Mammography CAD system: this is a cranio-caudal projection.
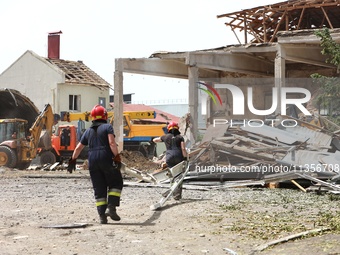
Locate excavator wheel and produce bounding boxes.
[40,151,56,165]
[0,145,17,168]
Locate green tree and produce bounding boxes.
[312,28,340,125]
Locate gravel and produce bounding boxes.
[0,167,340,255]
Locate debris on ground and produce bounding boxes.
[2,112,340,254]
[9,110,340,197]
[120,150,161,173]
[181,113,340,194]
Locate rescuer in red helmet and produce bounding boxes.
[68,104,123,224]
[153,121,187,200]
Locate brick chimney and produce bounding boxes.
[48,31,62,59]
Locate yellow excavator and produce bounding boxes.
[0,104,56,169]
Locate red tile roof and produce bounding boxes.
[110,103,179,124]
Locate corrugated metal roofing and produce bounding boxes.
[281,150,336,168]
[241,124,333,149]
[241,125,302,145]
[287,125,333,150]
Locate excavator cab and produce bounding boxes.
[0,119,29,168]
[0,119,27,143]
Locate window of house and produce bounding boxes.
[69,95,81,111]
[98,97,106,107]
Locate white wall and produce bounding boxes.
[0,51,63,112]
[56,83,110,130]
[57,83,109,114]
[0,51,110,128]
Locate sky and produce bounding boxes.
[0,0,280,103]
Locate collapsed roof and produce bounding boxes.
[46,58,111,89]
[217,0,340,43]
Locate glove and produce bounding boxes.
[67,157,76,173]
[112,154,122,171]
[113,154,121,163]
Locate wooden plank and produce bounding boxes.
[291,179,307,192]
[251,228,330,254]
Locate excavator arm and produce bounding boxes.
[28,104,55,154]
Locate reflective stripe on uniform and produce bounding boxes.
[108,188,121,197]
[96,197,107,207]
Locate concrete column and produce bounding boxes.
[114,59,124,153]
[275,44,286,115]
[188,65,199,143]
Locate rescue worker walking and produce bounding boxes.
[153,121,187,200]
[68,105,123,224]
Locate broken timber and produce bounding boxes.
[251,227,330,254]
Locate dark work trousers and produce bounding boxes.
[89,161,123,216]
[166,148,183,168]
[166,151,185,199]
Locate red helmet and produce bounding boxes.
[167,121,179,132]
[91,105,108,120]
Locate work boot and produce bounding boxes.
[99,214,108,224]
[173,193,182,200]
[105,205,121,221]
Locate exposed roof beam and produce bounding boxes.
[321,6,333,29]
[270,10,287,43]
[297,7,306,29]
[217,1,340,43]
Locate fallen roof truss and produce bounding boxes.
[217,0,340,43]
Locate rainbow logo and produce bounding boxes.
[197,82,222,106]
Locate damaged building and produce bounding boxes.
[113,0,340,189]
[113,0,340,140]
[0,31,111,120]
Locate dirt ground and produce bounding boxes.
[1,165,340,255]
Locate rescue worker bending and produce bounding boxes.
[153,121,187,200]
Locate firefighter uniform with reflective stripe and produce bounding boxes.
[80,120,123,217]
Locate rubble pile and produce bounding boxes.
[186,115,340,192]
